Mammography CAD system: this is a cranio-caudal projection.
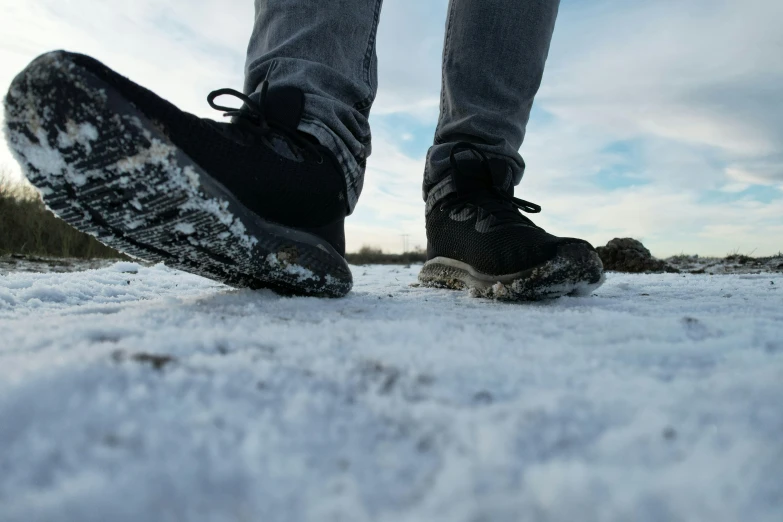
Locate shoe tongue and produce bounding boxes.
[452,157,510,195]
[247,86,305,131]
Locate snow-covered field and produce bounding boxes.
[1,262,782,522]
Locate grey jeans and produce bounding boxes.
[245,0,560,213]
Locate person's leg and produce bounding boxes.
[245,0,385,211]
[424,0,559,205]
[419,0,605,300]
[3,1,386,298]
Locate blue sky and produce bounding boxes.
[1,0,781,255]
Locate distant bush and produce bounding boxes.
[346,245,427,265]
[0,173,124,258]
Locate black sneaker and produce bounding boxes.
[4,51,352,297]
[420,143,604,300]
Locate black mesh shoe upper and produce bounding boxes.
[425,143,595,276]
[65,53,349,253]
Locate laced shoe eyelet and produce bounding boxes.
[207,85,323,164]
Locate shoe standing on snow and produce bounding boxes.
[416,0,601,300]
[4,51,352,297]
[419,143,604,300]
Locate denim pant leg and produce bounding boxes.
[244,0,384,212]
[423,0,560,209]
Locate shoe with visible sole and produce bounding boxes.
[4,51,352,297]
[420,143,604,300]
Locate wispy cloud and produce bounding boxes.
[540,0,783,179]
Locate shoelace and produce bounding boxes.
[207,82,323,163]
[443,142,542,227]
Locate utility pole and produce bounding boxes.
[400,234,410,253]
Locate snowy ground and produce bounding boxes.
[1,262,782,522]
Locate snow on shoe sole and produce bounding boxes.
[418,242,605,301]
[3,51,352,297]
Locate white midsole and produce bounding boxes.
[423,257,536,288]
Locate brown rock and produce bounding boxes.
[596,238,679,273]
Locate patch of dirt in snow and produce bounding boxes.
[595,238,783,275]
[112,350,176,370]
[597,238,676,273]
[0,254,123,275]
[665,253,783,274]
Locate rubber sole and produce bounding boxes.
[418,243,605,301]
[4,51,352,297]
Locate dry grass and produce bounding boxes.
[345,246,427,265]
[0,172,124,258]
